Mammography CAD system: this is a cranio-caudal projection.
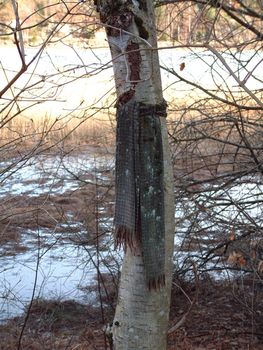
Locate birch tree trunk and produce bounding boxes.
[95,1,174,349]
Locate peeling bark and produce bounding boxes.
[126,41,141,82]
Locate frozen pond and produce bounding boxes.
[1,145,263,323]
[0,151,114,197]
[0,225,120,322]
[0,150,116,323]
[1,153,263,322]
[1,229,97,321]
[0,45,262,118]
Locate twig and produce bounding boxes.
[168,262,199,334]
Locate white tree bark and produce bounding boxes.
[112,119,174,350]
[95,1,174,348]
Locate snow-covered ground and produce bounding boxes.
[0,151,114,197]
[174,177,263,280]
[0,149,263,322]
[0,151,116,322]
[0,43,263,321]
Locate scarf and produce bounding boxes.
[115,98,167,289]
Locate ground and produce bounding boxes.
[169,275,263,349]
[0,274,262,350]
[1,145,263,349]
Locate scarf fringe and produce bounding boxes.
[115,225,137,252]
[147,274,166,291]
[115,226,166,291]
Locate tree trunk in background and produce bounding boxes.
[95,1,174,349]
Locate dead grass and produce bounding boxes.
[0,299,108,350]
[0,115,115,162]
[0,162,115,260]
[0,275,262,350]
[0,229,20,244]
[1,109,263,348]
[0,272,118,350]
[168,276,263,349]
